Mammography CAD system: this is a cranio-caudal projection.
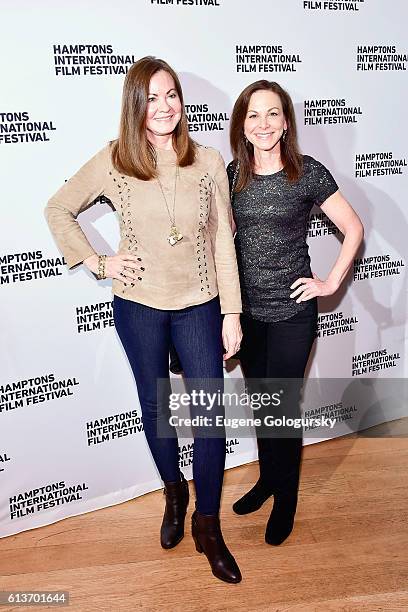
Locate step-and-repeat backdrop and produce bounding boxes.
[1,0,407,538]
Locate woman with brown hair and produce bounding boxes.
[228,80,363,545]
[45,56,243,583]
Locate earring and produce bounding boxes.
[282,129,287,142]
[244,135,248,145]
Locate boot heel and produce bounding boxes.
[191,510,242,583]
[193,536,203,553]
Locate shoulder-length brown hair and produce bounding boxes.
[111,56,196,180]
[230,80,303,192]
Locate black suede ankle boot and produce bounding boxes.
[232,479,274,515]
[160,472,189,549]
[265,490,298,545]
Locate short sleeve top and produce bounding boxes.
[227,155,338,322]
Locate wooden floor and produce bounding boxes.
[1,420,407,611]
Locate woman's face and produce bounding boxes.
[145,70,182,139]
[243,90,287,152]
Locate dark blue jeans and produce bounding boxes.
[113,295,226,515]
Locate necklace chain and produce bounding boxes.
[156,165,183,245]
[156,166,179,226]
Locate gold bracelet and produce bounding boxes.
[97,255,107,280]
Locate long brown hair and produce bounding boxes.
[111,56,196,180]
[230,80,303,191]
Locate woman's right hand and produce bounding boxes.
[84,252,144,283]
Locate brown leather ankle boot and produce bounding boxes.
[191,509,242,583]
[160,472,189,549]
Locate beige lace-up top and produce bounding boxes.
[45,142,242,314]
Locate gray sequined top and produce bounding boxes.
[227,155,338,322]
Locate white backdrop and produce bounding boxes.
[1,0,407,538]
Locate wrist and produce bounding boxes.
[84,253,98,267]
[84,254,100,275]
[223,313,240,320]
[326,276,341,293]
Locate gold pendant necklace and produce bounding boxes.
[156,166,183,246]
[168,224,183,246]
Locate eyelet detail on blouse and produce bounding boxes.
[110,169,144,291]
[196,173,213,299]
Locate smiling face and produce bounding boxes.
[244,89,287,153]
[145,69,182,140]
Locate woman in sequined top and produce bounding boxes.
[227,80,364,546]
[45,57,242,584]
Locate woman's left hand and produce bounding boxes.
[290,273,339,303]
[222,314,243,360]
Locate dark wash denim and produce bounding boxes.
[113,294,226,515]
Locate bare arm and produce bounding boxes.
[290,190,364,302]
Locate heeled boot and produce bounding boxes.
[232,437,276,515]
[265,489,298,545]
[191,509,242,583]
[160,472,189,549]
[232,478,274,515]
[265,438,302,546]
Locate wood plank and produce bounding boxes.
[0,428,407,611]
